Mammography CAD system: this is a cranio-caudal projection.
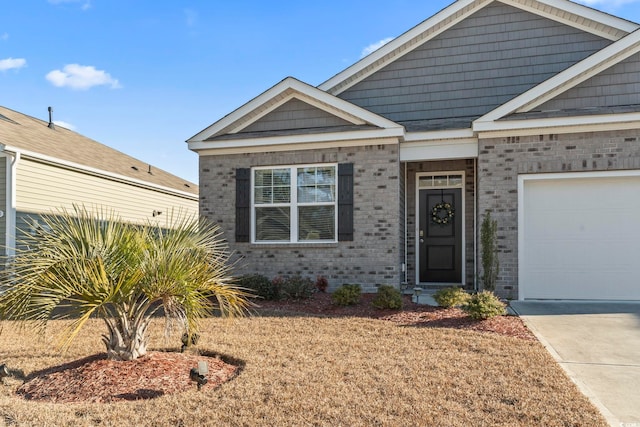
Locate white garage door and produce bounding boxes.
[520,172,640,300]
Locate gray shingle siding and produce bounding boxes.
[338,2,611,130]
[535,52,640,112]
[241,99,353,133]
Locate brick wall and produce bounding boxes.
[199,144,401,291]
[477,129,640,298]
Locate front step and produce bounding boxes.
[401,284,467,305]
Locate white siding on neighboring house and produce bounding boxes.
[0,156,7,256]
[15,158,198,226]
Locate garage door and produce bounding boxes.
[520,173,640,300]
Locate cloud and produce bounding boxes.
[360,37,394,58]
[53,120,76,131]
[0,57,27,71]
[47,0,91,10]
[46,64,121,90]
[184,8,198,27]
[1,33,8,41]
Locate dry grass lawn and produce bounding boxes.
[0,315,607,427]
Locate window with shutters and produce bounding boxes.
[252,164,337,243]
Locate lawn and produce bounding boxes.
[0,303,607,427]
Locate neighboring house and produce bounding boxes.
[0,105,199,256]
[187,0,640,300]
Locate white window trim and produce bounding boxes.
[251,163,338,244]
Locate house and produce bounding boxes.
[187,0,640,301]
[0,105,199,256]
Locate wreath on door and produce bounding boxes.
[431,202,455,225]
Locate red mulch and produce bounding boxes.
[255,292,536,341]
[15,293,535,404]
[17,351,239,403]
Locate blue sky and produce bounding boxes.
[2,0,640,184]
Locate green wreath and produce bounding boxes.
[431,202,455,225]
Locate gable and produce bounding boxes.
[239,98,354,134]
[336,1,612,132]
[188,77,404,154]
[531,52,640,114]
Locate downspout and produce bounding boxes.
[473,157,478,292]
[2,149,19,257]
[403,161,408,285]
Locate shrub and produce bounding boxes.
[280,275,315,300]
[372,285,403,310]
[315,275,329,293]
[481,210,500,292]
[237,274,279,300]
[432,287,470,308]
[332,284,361,306]
[462,291,506,320]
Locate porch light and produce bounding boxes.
[189,361,208,391]
[413,287,423,304]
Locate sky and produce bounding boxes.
[2,0,640,185]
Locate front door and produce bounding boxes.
[419,188,462,283]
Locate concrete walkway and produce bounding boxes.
[510,301,640,427]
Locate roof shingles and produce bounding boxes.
[0,106,197,196]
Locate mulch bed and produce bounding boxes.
[255,292,536,341]
[15,292,535,403]
[17,351,238,403]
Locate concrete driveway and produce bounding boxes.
[510,301,640,427]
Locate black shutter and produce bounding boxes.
[235,168,251,242]
[338,163,354,241]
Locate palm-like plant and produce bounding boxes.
[0,206,252,361]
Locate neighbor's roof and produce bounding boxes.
[0,106,198,196]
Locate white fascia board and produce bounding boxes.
[475,30,640,126]
[400,130,478,162]
[188,127,404,153]
[474,112,640,137]
[188,77,402,142]
[191,137,402,157]
[403,128,475,142]
[318,0,484,94]
[1,145,198,200]
[502,0,638,40]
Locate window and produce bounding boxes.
[253,164,337,243]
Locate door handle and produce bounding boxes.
[420,238,424,243]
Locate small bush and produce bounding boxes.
[462,290,506,320]
[432,287,470,308]
[332,284,361,306]
[237,274,279,300]
[372,285,403,310]
[315,275,329,293]
[280,275,315,300]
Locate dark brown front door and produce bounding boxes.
[419,188,462,283]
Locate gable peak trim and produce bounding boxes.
[187,77,403,144]
[225,90,367,135]
[501,0,637,41]
[319,0,488,95]
[318,0,638,96]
